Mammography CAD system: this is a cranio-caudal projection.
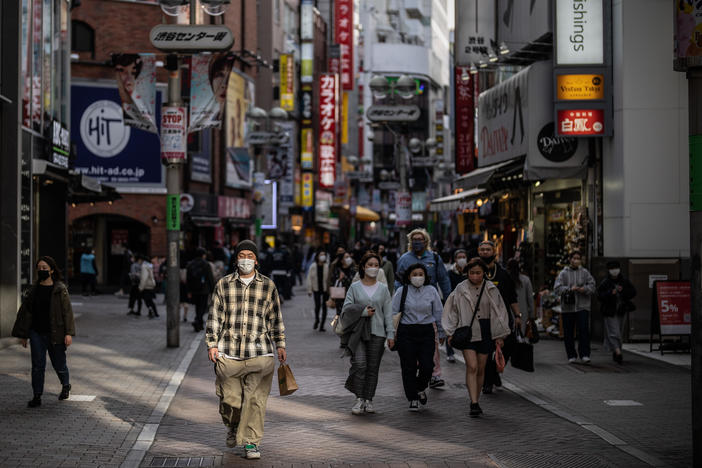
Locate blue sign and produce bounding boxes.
[71,84,164,186]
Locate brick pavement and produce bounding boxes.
[142,286,653,468]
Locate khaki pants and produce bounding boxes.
[214,355,275,446]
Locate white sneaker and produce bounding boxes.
[568,358,577,363]
[351,397,365,415]
[446,355,456,363]
[408,400,419,412]
[582,356,591,364]
[364,399,375,413]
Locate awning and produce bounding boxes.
[454,161,515,191]
[429,188,485,212]
[188,215,221,228]
[342,205,381,222]
[33,160,121,204]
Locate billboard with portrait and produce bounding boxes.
[71,82,164,187]
[225,70,254,188]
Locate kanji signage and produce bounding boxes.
[655,281,691,335]
[455,67,475,175]
[302,172,314,208]
[318,74,337,189]
[334,0,354,90]
[456,0,495,64]
[51,120,70,169]
[366,105,421,122]
[557,109,605,136]
[217,196,252,219]
[166,194,180,231]
[557,74,604,100]
[150,24,234,52]
[280,53,295,111]
[301,128,314,170]
[161,106,188,163]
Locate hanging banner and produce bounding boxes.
[113,53,158,134]
[302,172,314,208]
[189,53,235,133]
[455,66,475,174]
[301,127,314,169]
[277,121,296,207]
[334,0,354,90]
[318,73,337,189]
[226,147,253,188]
[161,106,187,163]
[456,0,496,65]
[280,53,295,111]
[396,192,412,227]
[675,1,702,70]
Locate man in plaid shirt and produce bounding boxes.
[206,240,286,460]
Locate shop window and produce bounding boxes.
[71,20,94,58]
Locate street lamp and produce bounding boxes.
[369,74,415,100]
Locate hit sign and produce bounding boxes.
[318,74,338,189]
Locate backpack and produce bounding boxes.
[186,259,208,294]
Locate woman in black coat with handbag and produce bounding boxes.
[597,260,636,363]
[12,256,76,407]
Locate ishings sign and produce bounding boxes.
[557,109,604,136]
[334,0,354,90]
[161,107,187,163]
[318,74,337,189]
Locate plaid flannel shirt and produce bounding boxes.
[206,271,286,359]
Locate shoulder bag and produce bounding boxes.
[450,280,487,350]
[389,285,409,352]
[329,279,346,299]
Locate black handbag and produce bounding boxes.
[450,281,486,350]
[510,329,535,372]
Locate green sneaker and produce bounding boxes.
[244,444,261,459]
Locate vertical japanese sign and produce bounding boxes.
[341,92,349,145]
[301,128,314,169]
[161,107,187,163]
[334,0,354,90]
[455,66,475,174]
[189,53,235,132]
[114,53,158,134]
[318,74,337,189]
[301,43,314,83]
[167,194,180,231]
[280,53,295,111]
[302,172,314,208]
[301,0,314,40]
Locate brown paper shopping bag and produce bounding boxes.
[278,363,298,396]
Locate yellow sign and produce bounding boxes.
[302,172,314,207]
[301,128,314,170]
[280,53,295,111]
[341,92,349,144]
[557,74,604,100]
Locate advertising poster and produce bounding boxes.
[455,66,475,174]
[318,74,337,188]
[225,70,254,188]
[260,181,277,230]
[676,1,702,66]
[189,53,235,133]
[656,281,692,335]
[72,83,163,186]
[113,53,158,134]
[190,129,212,182]
[161,106,187,163]
[280,53,295,111]
[396,192,412,226]
[226,147,253,189]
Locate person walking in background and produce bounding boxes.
[477,240,521,394]
[179,266,190,322]
[597,261,636,363]
[127,254,143,316]
[187,248,215,332]
[394,229,451,389]
[340,251,393,415]
[393,264,444,412]
[79,249,98,296]
[329,252,356,318]
[376,243,395,295]
[445,249,470,363]
[206,240,287,460]
[12,256,75,408]
[554,251,596,364]
[116,243,132,297]
[442,258,510,417]
[271,241,292,301]
[507,258,535,336]
[307,249,330,332]
[138,255,159,319]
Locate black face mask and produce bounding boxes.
[481,254,496,264]
[37,270,51,281]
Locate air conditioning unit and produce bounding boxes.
[405,0,426,20]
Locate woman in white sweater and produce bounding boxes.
[442,258,510,417]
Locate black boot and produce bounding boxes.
[59,384,71,400]
[28,395,41,408]
[313,320,319,330]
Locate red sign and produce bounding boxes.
[655,281,692,335]
[396,192,412,227]
[217,196,252,219]
[160,106,187,162]
[557,109,605,136]
[455,66,475,175]
[318,74,337,189]
[334,0,354,90]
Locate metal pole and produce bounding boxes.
[166,62,182,348]
[398,133,408,252]
[687,68,702,466]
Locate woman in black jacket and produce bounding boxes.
[597,261,636,363]
[12,256,76,407]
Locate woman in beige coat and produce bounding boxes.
[442,258,510,417]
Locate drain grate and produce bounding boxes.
[490,453,619,468]
[148,456,217,467]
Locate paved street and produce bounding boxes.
[0,286,692,468]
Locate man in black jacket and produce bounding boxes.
[187,247,215,332]
[597,261,636,363]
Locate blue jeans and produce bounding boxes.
[562,310,591,359]
[29,330,70,396]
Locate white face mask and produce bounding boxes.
[344,257,353,267]
[456,258,467,268]
[609,268,620,277]
[410,276,425,288]
[238,259,256,275]
[365,267,379,278]
[318,254,327,262]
